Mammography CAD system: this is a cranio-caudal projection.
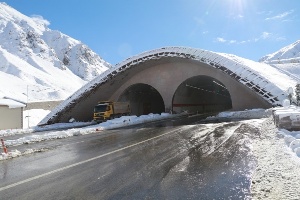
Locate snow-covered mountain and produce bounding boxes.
[0,2,111,102]
[260,40,300,64]
[259,40,300,80]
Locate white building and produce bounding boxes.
[0,98,26,130]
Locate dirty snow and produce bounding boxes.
[250,117,300,199]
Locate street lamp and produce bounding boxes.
[23,85,30,128]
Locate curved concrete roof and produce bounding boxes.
[40,47,298,125]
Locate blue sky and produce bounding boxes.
[4,0,300,65]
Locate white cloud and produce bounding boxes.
[229,13,244,20]
[31,15,50,26]
[275,36,286,41]
[256,32,285,42]
[216,37,238,44]
[265,10,294,21]
[261,32,271,39]
[257,10,273,16]
[216,37,226,43]
[215,32,285,45]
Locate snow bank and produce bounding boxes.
[208,108,271,119]
[274,105,300,158]
[23,109,51,129]
[278,129,300,158]
[273,105,300,130]
[0,113,177,160]
[250,117,300,199]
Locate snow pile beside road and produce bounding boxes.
[209,108,271,119]
[0,109,273,161]
[23,109,51,129]
[255,105,300,159]
[250,118,300,199]
[0,121,94,137]
[0,113,176,160]
[277,129,300,158]
[93,113,172,129]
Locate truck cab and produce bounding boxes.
[93,102,113,122]
[93,101,130,123]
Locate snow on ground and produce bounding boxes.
[213,107,300,199]
[250,117,300,199]
[1,108,300,162]
[0,3,110,103]
[0,111,180,160]
[208,108,271,119]
[3,119,300,195]
[23,109,51,129]
[2,108,300,198]
[0,108,298,160]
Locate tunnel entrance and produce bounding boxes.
[118,83,165,116]
[172,75,232,114]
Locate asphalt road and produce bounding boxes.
[0,116,255,199]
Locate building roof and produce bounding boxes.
[0,99,26,108]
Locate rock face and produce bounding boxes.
[0,2,111,101]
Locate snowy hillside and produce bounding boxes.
[260,40,300,64]
[259,40,300,80]
[0,2,111,102]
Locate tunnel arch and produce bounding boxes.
[172,75,232,114]
[118,83,165,116]
[40,47,293,125]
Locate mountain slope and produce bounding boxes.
[260,40,300,64]
[259,40,300,80]
[0,2,111,102]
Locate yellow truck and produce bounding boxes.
[93,101,131,122]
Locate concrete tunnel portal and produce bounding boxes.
[40,47,283,125]
[172,75,232,114]
[118,83,165,116]
[117,76,233,116]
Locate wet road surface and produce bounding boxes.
[0,115,257,199]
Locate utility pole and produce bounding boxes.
[27,85,29,128]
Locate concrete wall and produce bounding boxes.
[25,101,63,111]
[0,106,23,130]
[110,60,271,112]
[46,58,271,123]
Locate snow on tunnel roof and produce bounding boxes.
[39,46,299,125]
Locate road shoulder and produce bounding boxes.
[250,117,300,199]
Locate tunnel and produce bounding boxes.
[39,47,278,125]
[118,83,165,116]
[172,75,232,114]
